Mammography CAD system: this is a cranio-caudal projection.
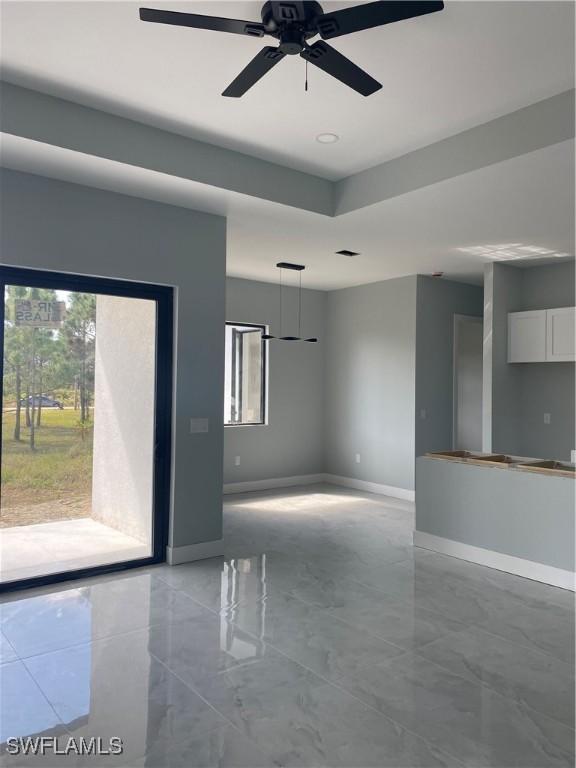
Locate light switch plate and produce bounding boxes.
[190,418,209,434]
[355,453,361,464]
[543,413,551,425]
[571,450,576,464]
[234,456,241,466]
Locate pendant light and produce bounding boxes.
[262,262,318,343]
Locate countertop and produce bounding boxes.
[425,451,575,478]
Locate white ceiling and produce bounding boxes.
[3,135,573,289]
[226,140,575,289]
[1,1,574,179]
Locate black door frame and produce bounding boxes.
[0,266,173,593]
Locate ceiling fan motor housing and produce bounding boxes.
[261,1,324,54]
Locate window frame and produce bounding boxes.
[0,265,173,594]
[224,321,268,428]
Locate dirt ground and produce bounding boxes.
[0,494,92,528]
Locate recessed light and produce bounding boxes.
[316,133,339,144]
[336,249,360,257]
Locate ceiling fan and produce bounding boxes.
[139,1,444,97]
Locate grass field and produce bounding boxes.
[1,408,93,523]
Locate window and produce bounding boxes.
[224,323,266,426]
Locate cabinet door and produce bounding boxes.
[546,307,575,362]
[508,310,546,362]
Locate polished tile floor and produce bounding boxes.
[1,485,574,767]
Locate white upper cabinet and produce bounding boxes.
[508,307,575,363]
[508,310,546,362]
[546,307,576,362]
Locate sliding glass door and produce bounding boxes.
[0,267,172,591]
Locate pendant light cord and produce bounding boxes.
[279,267,283,337]
[298,270,302,338]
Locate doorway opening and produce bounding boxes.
[0,267,173,591]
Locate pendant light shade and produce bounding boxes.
[263,262,319,344]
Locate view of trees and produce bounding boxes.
[2,287,97,450]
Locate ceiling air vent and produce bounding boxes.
[336,249,360,257]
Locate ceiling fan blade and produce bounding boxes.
[316,1,444,40]
[222,47,286,97]
[139,8,266,37]
[301,41,381,96]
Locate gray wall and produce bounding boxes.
[488,263,523,455]
[224,277,325,484]
[518,261,575,311]
[0,169,227,551]
[517,261,575,461]
[415,276,484,457]
[416,456,575,572]
[324,277,417,491]
[226,275,485,492]
[518,364,575,460]
[488,261,575,460]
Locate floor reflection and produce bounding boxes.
[1,487,573,768]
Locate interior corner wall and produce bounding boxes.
[415,276,484,458]
[0,169,227,551]
[324,276,418,492]
[224,277,325,484]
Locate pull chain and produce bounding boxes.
[305,59,308,92]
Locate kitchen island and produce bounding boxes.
[415,452,575,590]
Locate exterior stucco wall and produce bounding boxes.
[91,295,156,544]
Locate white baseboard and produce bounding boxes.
[324,474,415,502]
[223,474,325,495]
[223,473,415,502]
[166,539,223,565]
[414,530,575,592]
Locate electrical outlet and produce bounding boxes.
[543,413,551,425]
[234,456,241,467]
[355,453,361,464]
